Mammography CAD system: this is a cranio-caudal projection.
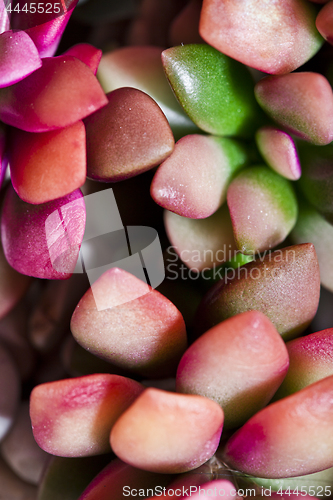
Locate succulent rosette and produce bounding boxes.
[1,0,333,499]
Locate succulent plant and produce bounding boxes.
[1,0,333,498]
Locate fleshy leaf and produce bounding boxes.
[199,0,323,74]
[151,135,248,218]
[85,88,174,182]
[78,458,172,500]
[274,329,333,399]
[30,374,144,457]
[164,204,237,271]
[195,244,320,340]
[63,43,102,74]
[9,121,86,204]
[255,127,301,181]
[162,44,263,137]
[1,185,86,279]
[227,166,298,254]
[291,198,333,292]
[97,46,199,140]
[255,72,333,145]
[223,375,333,478]
[177,311,289,429]
[70,268,187,378]
[110,388,223,474]
[316,1,333,44]
[0,56,108,132]
[11,1,79,57]
[0,30,42,88]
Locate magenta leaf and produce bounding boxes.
[0,30,41,88]
[63,43,102,75]
[9,1,78,57]
[0,55,108,132]
[1,185,86,279]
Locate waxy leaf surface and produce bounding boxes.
[195,244,320,340]
[255,72,333,145]
[199,0,323,74]
[1,186,86,279]
[151,135,248,219]
[110,388,223,474]
[177,311,289,428]
[71,268,187,378]
[227,166,297,254]
[30,374,144,457]
[85,88,174,182]
[0,56,107,132]
[162,44,262,137]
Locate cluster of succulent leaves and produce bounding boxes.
[2,0,333,499]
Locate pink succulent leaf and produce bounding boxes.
[223,375,333,478]
[9,121,87,205]
[275,328,333,399]
[70,267,187,378]
[151,135,248,219]
[23,8,77,57]
[199,0,323,75]
[1,185,86,280]
[254,72,333,146]
[29,374,144,457]
[63,43,102,75]
[0,30,42,88]
[316,1,333,45]
[255,127,301,181]
[110,388,223,474]
[8,1,79,58]
[176,311,289,429]
[0,55,108,132]
[194,243,320,341]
